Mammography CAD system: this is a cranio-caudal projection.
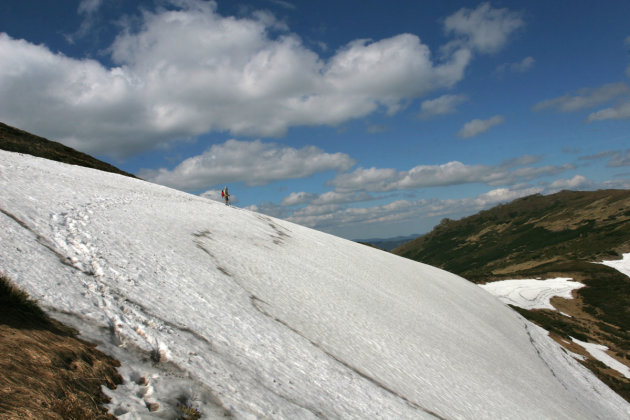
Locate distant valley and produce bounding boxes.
[357,233,423,251]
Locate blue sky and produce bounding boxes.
[2,0,630,240]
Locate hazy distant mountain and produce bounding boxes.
[393,189,630,401]
[0,122,136,178]
[357,233,423,251]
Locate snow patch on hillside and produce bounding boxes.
[601,252,630,278]
[479,278,584,310]
[572,338,630,380]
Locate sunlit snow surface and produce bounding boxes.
[1,150,629,419]
[601,252,630,279]
[479,278,585,310]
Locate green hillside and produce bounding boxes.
[393,189,630,401]
[394,190,630,280]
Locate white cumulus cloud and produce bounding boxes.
[78,0,103,14]
[457,115,505,138]
[443,2,525,54]
[283,185,543,235]
[327,167,400,192]
[281,190,376,207]
[328,156,571,193]
[472,186,543,207]
[0,0,489,158]
[587,101,630,122]
[139,139,355,190]
[548,175,589,190]
[281,191,319,206]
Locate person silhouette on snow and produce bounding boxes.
[221,186,230,205]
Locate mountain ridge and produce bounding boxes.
[394,189,630,279]
[0,121,137,179]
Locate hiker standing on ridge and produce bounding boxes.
[221,186,230,206]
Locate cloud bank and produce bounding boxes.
[276,184,545,234]
[327,156,571,193]
[0,1,525,157]
[533,82,630,124]
[534,83,629,113]
[139,139,355,190]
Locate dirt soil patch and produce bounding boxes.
[0,277,122,419]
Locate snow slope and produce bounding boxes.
[1,150,629,419]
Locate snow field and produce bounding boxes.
[1,150,629,419]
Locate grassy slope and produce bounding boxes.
[393,189,630,401]
[0,275,122,419]
[0,122,137,179]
